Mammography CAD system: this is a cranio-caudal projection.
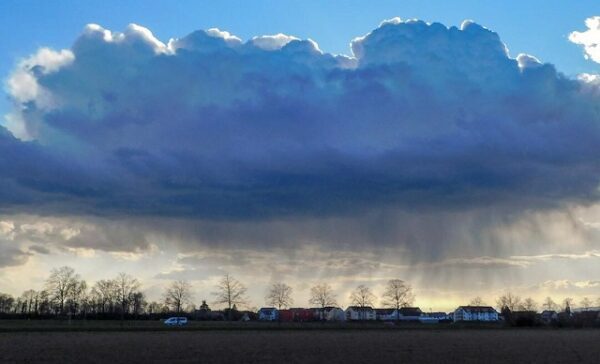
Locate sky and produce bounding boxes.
[1,0,600,311]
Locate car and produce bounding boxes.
[164,317,188,326]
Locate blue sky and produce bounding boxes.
[1,0,600,309]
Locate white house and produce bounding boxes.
[327,307,346,321]
[346,306,377,320]
[258,307,278,321]
[312,307,346,321]
[453,306,499,322]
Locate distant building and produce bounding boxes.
[453,306,499,322]
[374,308,397,321]
[312,307,346,321]
[425,312,450,321]
[279,308,314,322]
[398,307,423,321]
[346,306,376,320]
[258,307,278,321]
[540,310,558,324]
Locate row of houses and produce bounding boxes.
[257,305,499,323]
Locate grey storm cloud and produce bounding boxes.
[2,18,600,220]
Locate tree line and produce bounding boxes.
[0,266,598,320]
[0,267,416,319]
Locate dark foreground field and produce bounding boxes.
[1,328,599,363]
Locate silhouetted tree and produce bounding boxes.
[20,290,39,315]
[522,297,537,312]
[496,292,522,311]
[66,279,87,316]
[265,282,294,310]
[45,266,81,315]
[580,297,592,311]
[542,296,558,311]
[115,273,141,317]
[213,274,248,320]
[0,293,14,313]
[131,292,147,316]
[164,280,194,315]
[381,279,414,321]
[349,285,376,320]
[91,279,118,314]
[309,283,337,310]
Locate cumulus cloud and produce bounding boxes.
[1,19,598,223]
[570,16,600,63]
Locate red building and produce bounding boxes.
[278,308,314,322]
[279,309,294,322]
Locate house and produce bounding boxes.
[258,307,278,321]
[453,306,499,322]
[279,309,294,322]
[398,307,423,321]
[419,311,450,323]
[425,312,450,321]
[346,306,377,320]
[540,310,558,324]
[293,308,314,322]
[278,308,314,322]
[313,307,346,321]
[375,308,397,321]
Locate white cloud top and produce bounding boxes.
[570,16,600,63]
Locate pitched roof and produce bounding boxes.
[374,308,396,314]
[399,307,423,316]
[347,306,374,311]
[457,306,497,313]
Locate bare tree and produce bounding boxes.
[580,297,593,311]
[115,273,141,316]
[66,279,87,316]
[131,292,147,316]
[496,292,521,311]
[542,296,558,311]
[381,279,414,321]
[147,301,167,315]
[213,274,248,319]
[522,297,537,312]
[469,297,485,306]
[91,279,118,314]
[20,290,39,315]
[0,293,14,313]
[349,285,376,320]
[308,283,337,320]
[45,266,80,315]
[265,282,294,310]
[309,283,338,308]
[163,280,194,314]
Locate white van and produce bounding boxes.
[164,317,188,326]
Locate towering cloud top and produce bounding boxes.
[570,16,600,64]
[2,19,600,219]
